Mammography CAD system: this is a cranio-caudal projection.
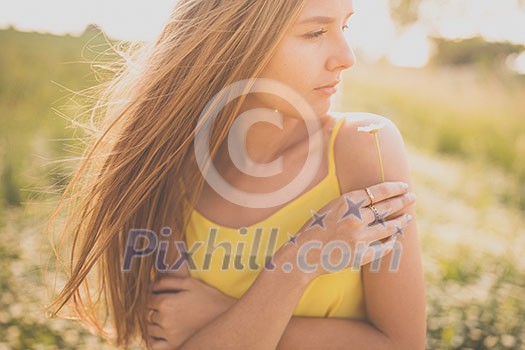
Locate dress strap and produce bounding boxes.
[328,117,345,176]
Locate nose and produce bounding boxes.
[328,34,356,71]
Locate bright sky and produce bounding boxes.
[1,0,524,69]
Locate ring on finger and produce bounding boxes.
[367,205,380,226]
[364,187,375,206]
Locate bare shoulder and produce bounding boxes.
[334,113,426,349]
[331,112,410,194]
[332,112,427,348]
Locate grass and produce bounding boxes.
[336,59,525,211]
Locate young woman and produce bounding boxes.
[47,0,426,349]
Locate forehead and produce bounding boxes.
[297,0,354,21]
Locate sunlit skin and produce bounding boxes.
[228,0,355,165]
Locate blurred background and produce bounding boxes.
[0,0,524,349]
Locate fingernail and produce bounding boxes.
[407,192,416,201]
[402,182,409,190]
[406,214,413,222]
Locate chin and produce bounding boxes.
[312,100,332,118]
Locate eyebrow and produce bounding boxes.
[297,11,355,25]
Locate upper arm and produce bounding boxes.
[334,113,427,349]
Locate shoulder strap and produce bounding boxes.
[328,118,345,176]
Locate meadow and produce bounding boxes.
[0,27,524,349]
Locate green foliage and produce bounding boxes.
[430,36,525,71]
[341,62,525,211]
[0,26,115,215]
[425,246,525,349]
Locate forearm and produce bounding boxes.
[278,317,393,350]
[178,252,311,350]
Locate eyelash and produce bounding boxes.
[306,25,350,39]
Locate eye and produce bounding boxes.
[305,25,350,40]
[305,29,328,39]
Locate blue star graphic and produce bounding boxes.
[286,232,299,245]
[339,196,366,222]
[393,225,404,237]
[308,210,328,230]
[368,209,388,227]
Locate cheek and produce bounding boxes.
[254,41,329,114]
[258,65,310,104]
[283,51,315,89]
[264,41,316,91]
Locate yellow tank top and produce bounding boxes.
[184,116,366,320]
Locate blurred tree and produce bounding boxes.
[390,0,525,29]
[389,0,421,27]
[389,0,525,73]
[429,36,525,69]
[82,23,104,36]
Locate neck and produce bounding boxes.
[219,102,330,170]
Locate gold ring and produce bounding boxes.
[147,309,156,324]
[365,187,375,206]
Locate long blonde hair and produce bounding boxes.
[45,0,307,347]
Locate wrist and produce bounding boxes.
[270,244,314,289]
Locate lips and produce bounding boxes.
[315,80,340,95]
[316,80,341,89]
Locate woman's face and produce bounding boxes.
[254,0,356,120]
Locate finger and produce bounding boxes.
[355,219,406,266]
[147,323,166,337]
[165,257,191,277]
[145,307,159,326]
[335,195,383,227]
[152,276,189,293]
[147,294,161,310]
[361,213,412,243]
[372,191,416,220]
[148,335,169,350]
[360,235,398,266]
[146,309,165,328]
[147,293,172,312]
[147,293,180,312]
[346,181,409,207]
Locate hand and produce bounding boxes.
[274,181,416,281]
[146,274,237,349]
